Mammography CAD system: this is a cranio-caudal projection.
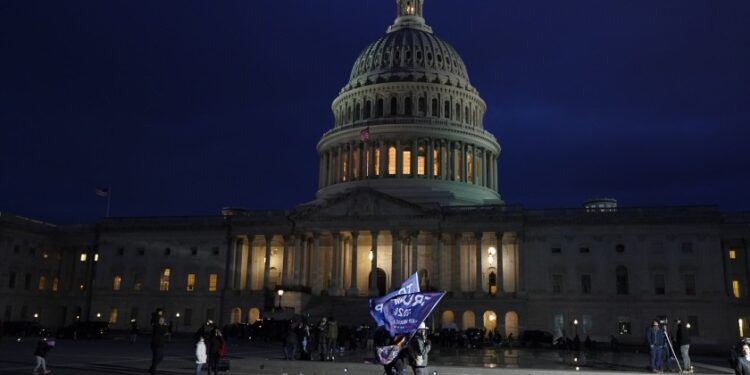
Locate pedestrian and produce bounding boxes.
[129,319,138,344]
[148,315,168,375]
[408,322,431,375]
[32,338,53,374]
[195,337,207,375]
[316,317,328,361]
[207,326,225,375]
[675,318,692,373]
[737,344,750,375]
[646,320,666,373]
[326,316,338,361]
[195,319,214,344]
[284,321,299,360]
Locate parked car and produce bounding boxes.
[519,330,554,348]
[2,321,48,337]
[57,322,110,339]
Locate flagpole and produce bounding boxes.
[106,187,111,218]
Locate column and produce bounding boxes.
[318,155,324,189]
[472,146,479,185]
[359,142,365,179]
[517,235,525,294]
[330,232,342,295]
[495,232,504,295]
[228,238,238,289]
[234,238,244,289]
[475,232,483,294]
[281,235,291,286]
[426,139,434,180]
[452,233,462,293]
[391,231,402,290]
[368,142,376,179]
[311,233,321,293]
[336,145,342,183]
[245,235,255,290]
[348,231,360,296]
[461,143,468,183]
[485,151,491,188]
[411,139,418,177]
[492,154,498,191]
[431,231,442,290]
[347,142,353,181]
[263,234,273,290]
[293,235,303,285]
[440,140,447,180]
[396,140,403,178]
[379,140,386,178]
[411,232,419,274]
[449,141,456,180]
[369,230,379,296]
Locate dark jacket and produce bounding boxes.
[409,333,431,367]
[208,329,225,356]
[737,356,750,375]
[34,340,52,357]
[675,323,691,346]
[646,326,666,347]
[151,323,168,349]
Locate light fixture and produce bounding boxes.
[278,289,285,297]
[487,254,494,265]
[573,319,578,325]
[33,313,39,319]
[94,253,99,262]
[175,312,180,318]
[488,246,496,255]
[96,313,101,318]
[369,249,374,261]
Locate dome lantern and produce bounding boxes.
[388,0,432,34]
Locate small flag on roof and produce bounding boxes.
[95,187,110,197]
[360,126,369,142]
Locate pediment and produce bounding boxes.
[294,188,427,219]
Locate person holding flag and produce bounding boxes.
[408,322,431,375]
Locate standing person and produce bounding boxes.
[148,315,168,375]
[737,344,750,375]
[129,319,139,344]
[326,317,339,361]
[195,337,207,375]
[408,322,432,375]
[316,317,328,361]
[284,321,299,360]
[207,327,225,375]
[646,320,666,373]
[32,338,53,374]
[195,319,214,344]
[675,318,692,373]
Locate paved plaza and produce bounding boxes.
[0,335,735,375]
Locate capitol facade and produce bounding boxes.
[1,0,749,346]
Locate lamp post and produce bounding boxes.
[175,312,180,334]
[277,289,284,311]
[573,319,579,336]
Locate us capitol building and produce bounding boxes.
[2,0,749,346]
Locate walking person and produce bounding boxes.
[408,322,432,375]
[207,326,225,375]
[316,317,328,361]
[195,337,207,375]
[148,315,168,375]
[675,318,692,373]
[737,344,750,375]
[32,338,54,374]
[326,316,338,361]
[646,320,666,373]
[129,319,139,344]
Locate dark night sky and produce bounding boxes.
[1,1,749,224]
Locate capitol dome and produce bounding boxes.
[316,0,503,207]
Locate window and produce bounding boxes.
[729,249,737,259]
[684,274,696,295]
[418,97,426,115]
[184,308,193,326]
[417,146,425,176]
[582,315,593,335]
[551,247,562,254]
[113,275,122,291]
[551,274,563,294]
[402,148,411,175]
[212,247,220,256]
[24,273,31,290]
[159,268,171,291]
[80,253,88,262]
[209,274,218,292]
[374,147,381,176]
[404,97,412,115]
[137,248,145,256]
[20,305,28,320]
[38,276,46,291]
[733,280,741,299]
[433,148,439,177]
[431,98,438,116]
[133,273,142,291]
[51,278,59,292]
[444,101,450,118]
[191,247,198,256]
[681,242,693,254]
[164,248,171,256]
[109,308,118,324]
[615,244,625,253]
[8,272,16,289]
[376,98,384,117]
[388,146,396,175]
[390,97,398,116]
[553,314,565,334]
[615,266,629,295]
[581,274,591,294]
[187,274,196,292]
[117,248,125,256]
[579,247,590,254]
[654,274,665,295]
[364,100,371,118]
[687,316,700,336]
[466,151,473,180]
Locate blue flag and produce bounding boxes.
[382,292,445,337]
[369,273,420,327]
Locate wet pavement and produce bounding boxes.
[0,336,734,375]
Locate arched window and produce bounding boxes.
[456,103,462,121]
[505,311,519,337]
[418,97,426,115]
[431,98,438,116]
[402,146,412,175]
[616,266,629,294]
[159,268,171,291]
[442,310,455,328]
[369,268,387,296]
[374,146,381,176]
[390,97,398,116]
[465,106,469,123]
[404,97,413,115]
[483,311,498,336]
[354,102,361,121]
[347,106,352,122]
[417,146,426,176]
[230,307,242,324]
[488,269,497,296]
[376,98,384,117]
[462,310,476,329]
[364,100,372,119]
[113,275,122,291]
[444,101,451,118]
[248,307,261,324]
[418,269,429,289]
[388,146,397,175]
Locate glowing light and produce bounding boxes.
[369,250,374,261]
[278,289,285,296]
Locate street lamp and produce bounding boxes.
[277,289,284,311]
[175,312,180,334]
[573,319,579,336]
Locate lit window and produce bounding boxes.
[374,147,381,176]
[80,253,87,262]
[94,253,99,262]
[729,250,737,259]
[365,149,370,177]
[455,151,462,180]
[38,276,46,291]
[187,274,196,292]
[467,152,473,180]
[209,274,218,292]
[133,273,142,291]
[433,149,439,176]
[109,308,118,324]
[733,280,741,299]
[417,146,425,176]
[740,318,745,338]
[160,268,171,291]
[51,277,59,292]
[113,275,122,291]
[388,146,396,175]
[353,150,359,179]
[402,149,411,175]
[342,158,348,181]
